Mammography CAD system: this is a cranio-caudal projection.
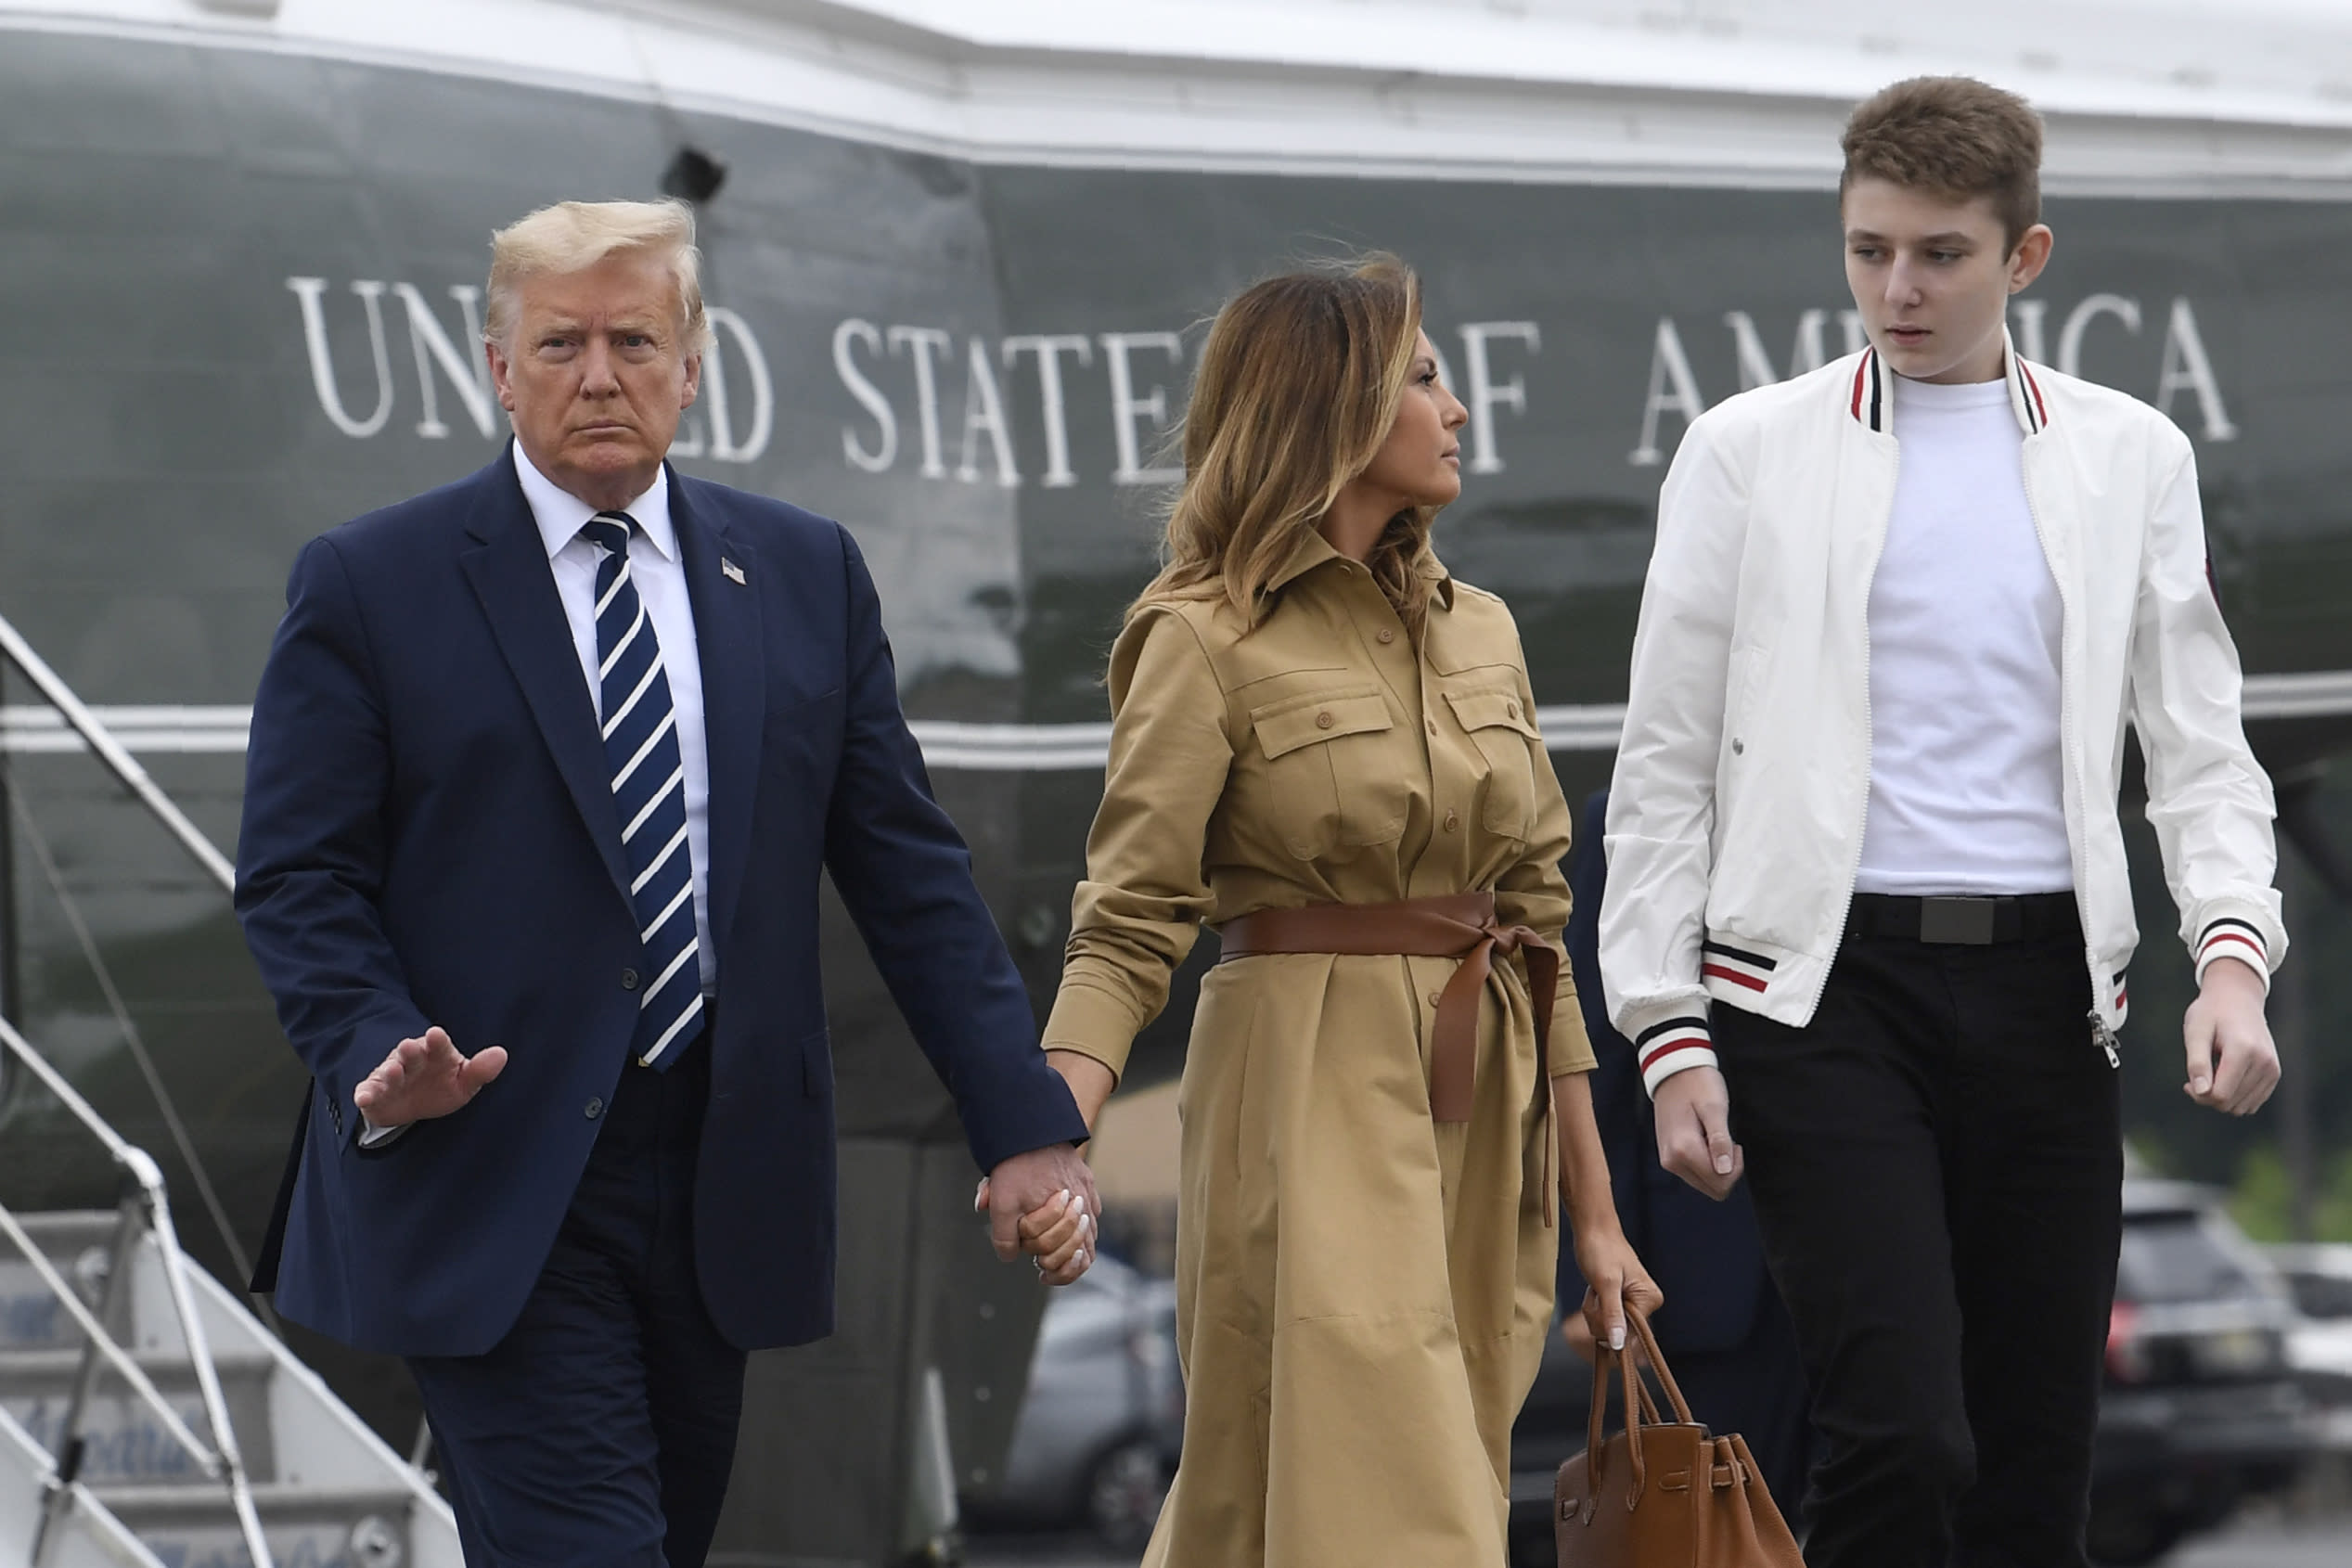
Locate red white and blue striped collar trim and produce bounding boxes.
[1847,332,2051,437]
[2010,347,2051,434]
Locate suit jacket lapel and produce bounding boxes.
[457,449,636,907]
[671,469,764,953]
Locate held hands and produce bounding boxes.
[974,1144,1100,1287]
[970,1052,1118,1286]
[2183,957,2281,1116]
[1652,1064,1744,1200]
[352,1026,507,1132]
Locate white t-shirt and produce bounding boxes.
[1854,374,2074,896]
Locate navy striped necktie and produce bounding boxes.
[581,511,701,1070]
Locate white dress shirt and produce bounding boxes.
[514,444,717,991]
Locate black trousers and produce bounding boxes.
[409,1036,746,1568]
[1715,918,2122,1568]
[1667,1283,1817,1529]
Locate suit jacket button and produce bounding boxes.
[585,1098,605,1120]
[621,968,640,991]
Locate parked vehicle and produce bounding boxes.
[963,1255,1183,1549]
[2262,1242,2352,1446]
[2089,1181,2316,1565]
[1506,1181,2320,1568]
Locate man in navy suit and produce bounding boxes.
[236,199,1097,1568]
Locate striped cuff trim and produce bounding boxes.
[1699,940,1775,995]
[1635,1016,1717,1097]
[2194,918,2270,989]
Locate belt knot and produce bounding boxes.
[1215,892,1562,1226]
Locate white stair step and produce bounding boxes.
[0,1210,459,1567]
[89,1481,422,1568]
[0,1212,133,1353]
[0,1349,276,1484]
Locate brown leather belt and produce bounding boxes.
[1215,891,1561,1223]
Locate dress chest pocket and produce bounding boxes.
[1443,686,1541,840]
[1247,687,1407,860]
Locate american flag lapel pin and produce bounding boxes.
[721,558,746,585]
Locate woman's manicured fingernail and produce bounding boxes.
[1610,1326,1626,1351]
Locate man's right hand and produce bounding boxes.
[1654,1064,1742,1200]
[352,1026,508,1132]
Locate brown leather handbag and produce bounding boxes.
[1555,1308,1804,1568]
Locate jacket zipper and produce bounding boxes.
[2020,435,2120,1072]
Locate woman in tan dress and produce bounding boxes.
[1033,258,1661,1565]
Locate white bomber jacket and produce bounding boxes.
[1600,336,2286,1096]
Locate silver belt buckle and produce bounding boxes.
[1920,896,1997,945]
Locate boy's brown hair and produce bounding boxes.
[1842,76,2044,252]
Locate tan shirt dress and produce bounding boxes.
[1042,532,1599,1567]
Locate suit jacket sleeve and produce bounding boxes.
[235,536,431,1149]
[821,528,1089,1172]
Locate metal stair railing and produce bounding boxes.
[0,1013,273,1568]
[0,611,234,895]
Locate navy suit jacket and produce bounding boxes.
[1560,791,1770,1356]
[236,448,1088,1358]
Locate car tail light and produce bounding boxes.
[2106,1301,2150,1383]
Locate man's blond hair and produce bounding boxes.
[484,199,712,353]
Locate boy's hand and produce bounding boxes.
[1653,1065,1743,1199]
[2183,957,2280,1116]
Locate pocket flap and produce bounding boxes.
[1251,689,1392,759]
[1445,687,1540,739]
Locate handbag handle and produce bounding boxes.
[1580,1315,1666,1504]
[1625,1305,1697,1427]
[1578,1305,1691,1511]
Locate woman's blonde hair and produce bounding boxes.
[484,199,712,353]
[1132,255,1439,636]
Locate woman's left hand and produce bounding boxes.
[1574,1228,1664,1355]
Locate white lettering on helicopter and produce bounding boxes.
[290,279,2239,483]
[286,278,774,462]
[1630,296,2238,464]
[832,319,1544,487]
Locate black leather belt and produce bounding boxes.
[1847,892,2078,945]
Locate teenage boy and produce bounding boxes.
[1599,77,2284,1568]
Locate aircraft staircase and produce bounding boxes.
[0,1019,462,1568]
[0,615,462,1568]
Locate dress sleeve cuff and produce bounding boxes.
[1039,979,1140,1086]
[1630,1015,1717,1099]
[1548,1002,1598,1076]
[2192,918,2272,993]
